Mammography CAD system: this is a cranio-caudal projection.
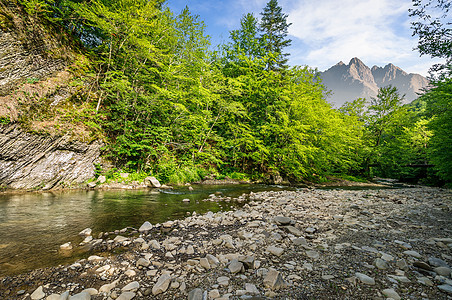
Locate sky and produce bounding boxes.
[166,0,443,76]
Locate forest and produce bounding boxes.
[5,0,452,186]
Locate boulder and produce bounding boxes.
[144,176,161,188]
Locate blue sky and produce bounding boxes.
[166,0,442,76]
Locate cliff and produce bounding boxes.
[0,1,101,190]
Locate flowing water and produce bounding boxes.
[0,184,295,277]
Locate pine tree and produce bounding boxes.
[259,0,292,70]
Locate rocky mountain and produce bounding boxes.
[319,58,429,107]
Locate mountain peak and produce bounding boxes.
[349,57,365,66]
[319,58,429,107]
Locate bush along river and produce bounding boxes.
[0,184,451,299]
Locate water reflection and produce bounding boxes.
[0,184,293,276]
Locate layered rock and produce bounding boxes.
[0,124,102,189]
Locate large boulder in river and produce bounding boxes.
[144,176,161,188]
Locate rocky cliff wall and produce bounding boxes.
[0,124,102,190]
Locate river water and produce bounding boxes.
[0,184,295,277]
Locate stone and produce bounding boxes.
[382,288,401,300]
[138,221,153,232]
[60,242,72,250]
[293,237,309,247]
[217,276,230,287]
[434,266,452,276]
[99,280,118,293]
[87,182,96,188]
[120,173,130,179]
[125,269,136,277]
[355,272,375,285]
[31,286,45,300]
[285,226,303,236]
[82,289,97,296]
[380,252,394,262]
[267,245,284,256]
[137,258,150,267]
[228,259,244,273]
[375,258,389,270]
[396,259,408,270]
[46,294,60,300]
[199,257,210,269]
[428,257,449,268]
[114,235,129,243]
[144,176,161,188]
[438,284,452,294]
[403,250,421,258]
[206,254,220,267]
[117,292,136,300]
[97,175,106,183]
[183,198,190,202]
[68,292,90,300]
[263,269,288,290]
[305,227,316,234]
[417,277,434,286]
[122,281,140,292]
[152,274,171,295]
[274,216,292,225]
[208,289,220,299]
[87,255,104,262]
[149,240,160,249]
[186,245,195,255]
[79,228,92,236]
[306,250,320,259]
[245,283,260,294]
[413,261,433,271]
[188,288,203,300]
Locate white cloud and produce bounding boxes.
[286,0,435,75]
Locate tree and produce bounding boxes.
[409,0,451,77]
[259,0,292,70]
[410,0,452,184]
[229,13,265,59]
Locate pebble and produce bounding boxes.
[438,284,452,294]
[117,292,136,300]
[403,250,421,258]
[382,288,401,300]
[267,245,284,256]
[228,259,244,274]
[31,286,45,300]
[306,250,319,259]
[375,258,389,270]
[355,272,375,285]
[138,221,153,232]
[188,288,203,300]
[152,274,171,295]
[263,269,288,290]
[68,291,90,300]
[434,266,452,276]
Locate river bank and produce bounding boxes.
[1,186,451,299]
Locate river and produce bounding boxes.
[0,184,296,277]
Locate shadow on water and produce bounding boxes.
[0,184,294,277]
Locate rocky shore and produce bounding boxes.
[1,186,451,299]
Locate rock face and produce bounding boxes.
[0,124,102,189]
[320,58,429,107]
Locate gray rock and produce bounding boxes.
[68,292,90,300]
[149,240,160,249]
[31,286,45,300]
[206,254,220,267]
[136,258,150,267]
[144,176,161,188]
[229,259,244,273]
[403,250,421,258]
[188,288,203,300]
[434,266,452,276]
[274,216,292,225]
[79,228,92,236]
[245,283,260,294]
[117,292,136,300]
[152,274,171,295]
[138,221,153,232]
[413,261,433,271]
[99,280,118,293]
[306,250,319,259]
[305,227,316,234]
[87,182,96,188]
[263,269,288,290]
[374,258,389,270]
[114,235,129,243]
[267,245,284,256]
[97,175,106,183]
[284,226,303,236]
[122,281,140,292]
[429,257,449,268]
[382,288,401,300]
[200,258,210,269]
[293,237,309,247]
[208,289,220,299]
[46,294,60,300]
[60,242,72,251]
[217,276,230,287]
[438,284,452,294]
[355,272,375,285]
